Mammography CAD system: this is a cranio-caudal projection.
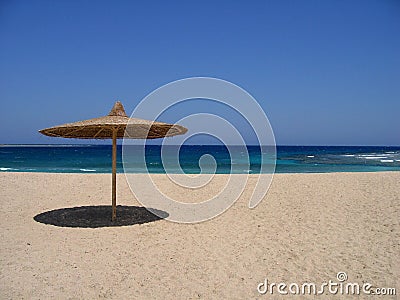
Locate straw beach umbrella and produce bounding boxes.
[39,101,187,221]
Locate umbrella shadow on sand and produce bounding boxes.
[33,205,168,228]
[39,101,187,221]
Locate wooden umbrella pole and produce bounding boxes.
[111,128,117,221]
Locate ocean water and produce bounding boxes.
[0,145,400,174]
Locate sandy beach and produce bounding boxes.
[0,172,399,299]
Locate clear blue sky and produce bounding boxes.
[1,0,399,145]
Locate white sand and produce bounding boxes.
[0,172,399,299]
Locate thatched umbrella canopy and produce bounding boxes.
[39,101,187,221]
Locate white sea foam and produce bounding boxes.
[363,156,387,160]
[80,169,96,172]
[0,167,14,171]
[380,160,394,163]
[307,155,315,158]
[342,154,355,157]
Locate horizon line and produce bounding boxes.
[1,143,400,147]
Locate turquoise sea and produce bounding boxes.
[0,145,400,173]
